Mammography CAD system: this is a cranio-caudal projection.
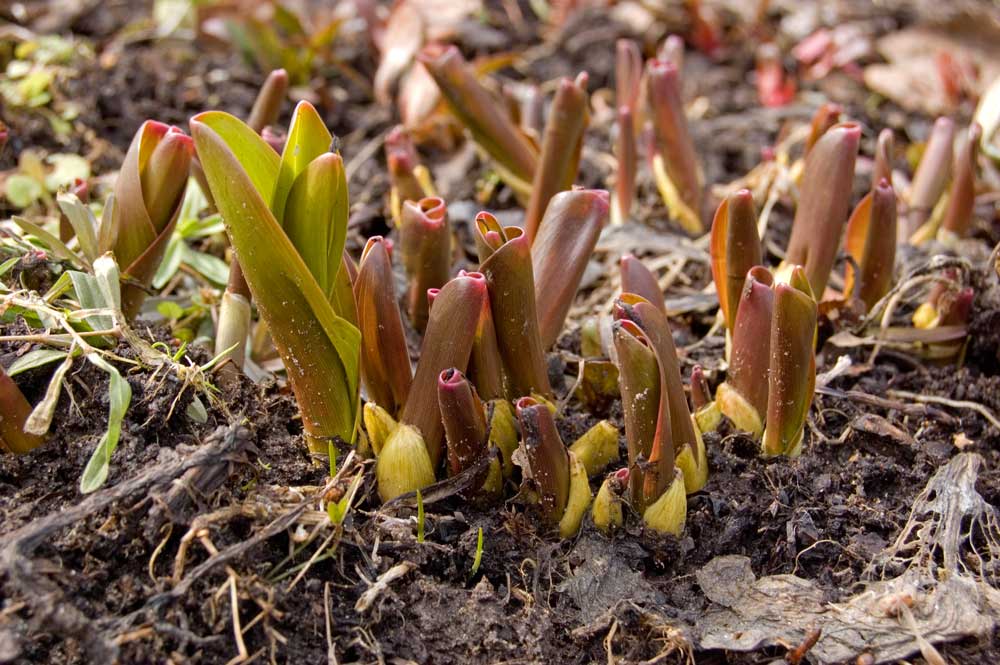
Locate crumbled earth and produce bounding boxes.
[1,1,999,663]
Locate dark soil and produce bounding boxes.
[2,1,999,664]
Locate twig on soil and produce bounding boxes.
[886,390,1000,431]
[354,561,416,613]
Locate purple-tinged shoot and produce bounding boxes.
[939,123,982,243]
[620,254,664,315]
[515,396,591,537]
[103,121,193,318]
[0,366,45,455]
[356,236,413,415]
[476,214,552,399]
[844,178,897,312]
[532,188,610,348]
[784,121,861,297]
[710,189,762,337]
[904,117,954,241]
[762,267,817,458]
[524,72,590,243]
[399,196,451,331]
[646,59,703,234]
[715,266,774,437]
[418,44,538,195]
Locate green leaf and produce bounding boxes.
[151,235,184,289]
[69,270,114,331]
[181,245,229,286]
[25,351,73,436]
[0,257,20,279]
[7,348,69,376]
[191,113,360,452]
[57,192,100,263]
[80,353,132,493]
[282,152,348,298]
[272,101,332,221]
[157,300,185,320]
[4,174,43,208]
[192,111,280,201]
[186,394,208,424]
[12,216,87,269]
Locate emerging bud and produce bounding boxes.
[399,197,451,331]
[364,401,398,457]
[710,189,762,336]
[716,267,775,437]
[904,117,954,240]
[872,128,894,190]
[246,69,289,133]
[620,254,664,315]
[844,179,897,311]
[401,272,487,468]
[532,189,610,348]
[568,420,620,477]
[523,73,590,242]
[103,121,193,318]
[418,44,538,193]
[559,451,593,538]
[376,422,437,503]
[615,39,643,112]
[0,366,45,454]
[613,106,638,225]
[784,121,861,296]
[438,368,489,480]
[939,123,982,242]
[386,125,434,224]
[762,270,818,458]
[516,397,570,526]
[658,34,685,71]
[592,468,629,534]
[804,103,842,155]
[356,237,413,414]
[477,216,552,399]
[646,59,704,234]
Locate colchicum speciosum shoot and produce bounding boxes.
[476,214,552,399]
[612,294,704,535]
[710,188,761,341]
[612,39,642,225]
[782,121,860,296]
[0,365,45,454]
[215,68,290,373]
[515,397,591,538]
[438,368,500,499]
[763,268,818,457]
[592,467,629,534]
[804,102,842,155]
[385,125,435,225]
[937,122,982,244]
[191,102,359,455]
[102,121,193,319]
[903,116,955,241]
[531,188,610,348]
[716,266,774,438]
[355,236,412,415]
[872,128,894,189]
[418,44,538,196]
[716,266,818,457]
[523,73,590,243]
[620,254,665,314]
[399,196,451,331]
[844,178,897,312]
[646,58,704,234]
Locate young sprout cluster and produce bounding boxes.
[1,34,985,543]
